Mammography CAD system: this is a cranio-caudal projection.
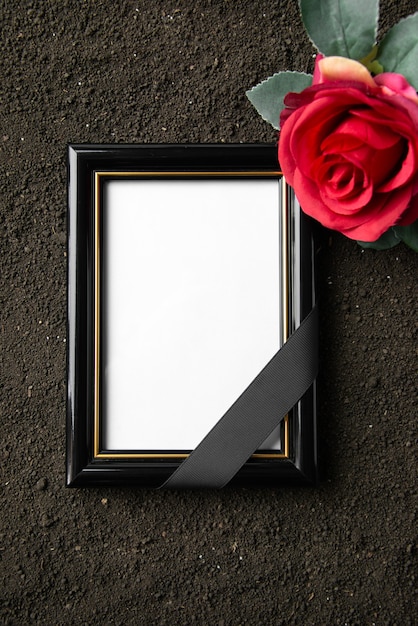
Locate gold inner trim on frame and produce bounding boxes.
[93,170,290,460]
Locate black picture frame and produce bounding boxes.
[67,144,317,487]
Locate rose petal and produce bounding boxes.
[312,54,325,84]
[331,116,401,150]
[315,57,376,88]
[378,142,416,191]
[395,189,418,226]
[292,160,414,240]
[341,185,414,240]
[374,72,418,104]
[292,168,375,228]
[315,154,372,208]
[323,134,407,191]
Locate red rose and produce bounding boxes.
[278,56,418,241]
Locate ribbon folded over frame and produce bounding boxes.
[162,304,318,489]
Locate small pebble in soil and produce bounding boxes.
[39,513,54,528]
[35,477,48,491]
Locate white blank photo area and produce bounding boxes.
[101,178,282,452]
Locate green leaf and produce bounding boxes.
[246,72,312,130]
[360,45,384,75]
[299,0,379,59]
[377,12,418,90]
[393,221,418,252]
[357,228,401,250]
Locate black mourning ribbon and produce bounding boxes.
[161,304,318,489]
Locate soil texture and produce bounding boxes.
[1,1,417,624]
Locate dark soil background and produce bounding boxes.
[1,1,417,624]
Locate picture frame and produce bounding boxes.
[67,144,317,488]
